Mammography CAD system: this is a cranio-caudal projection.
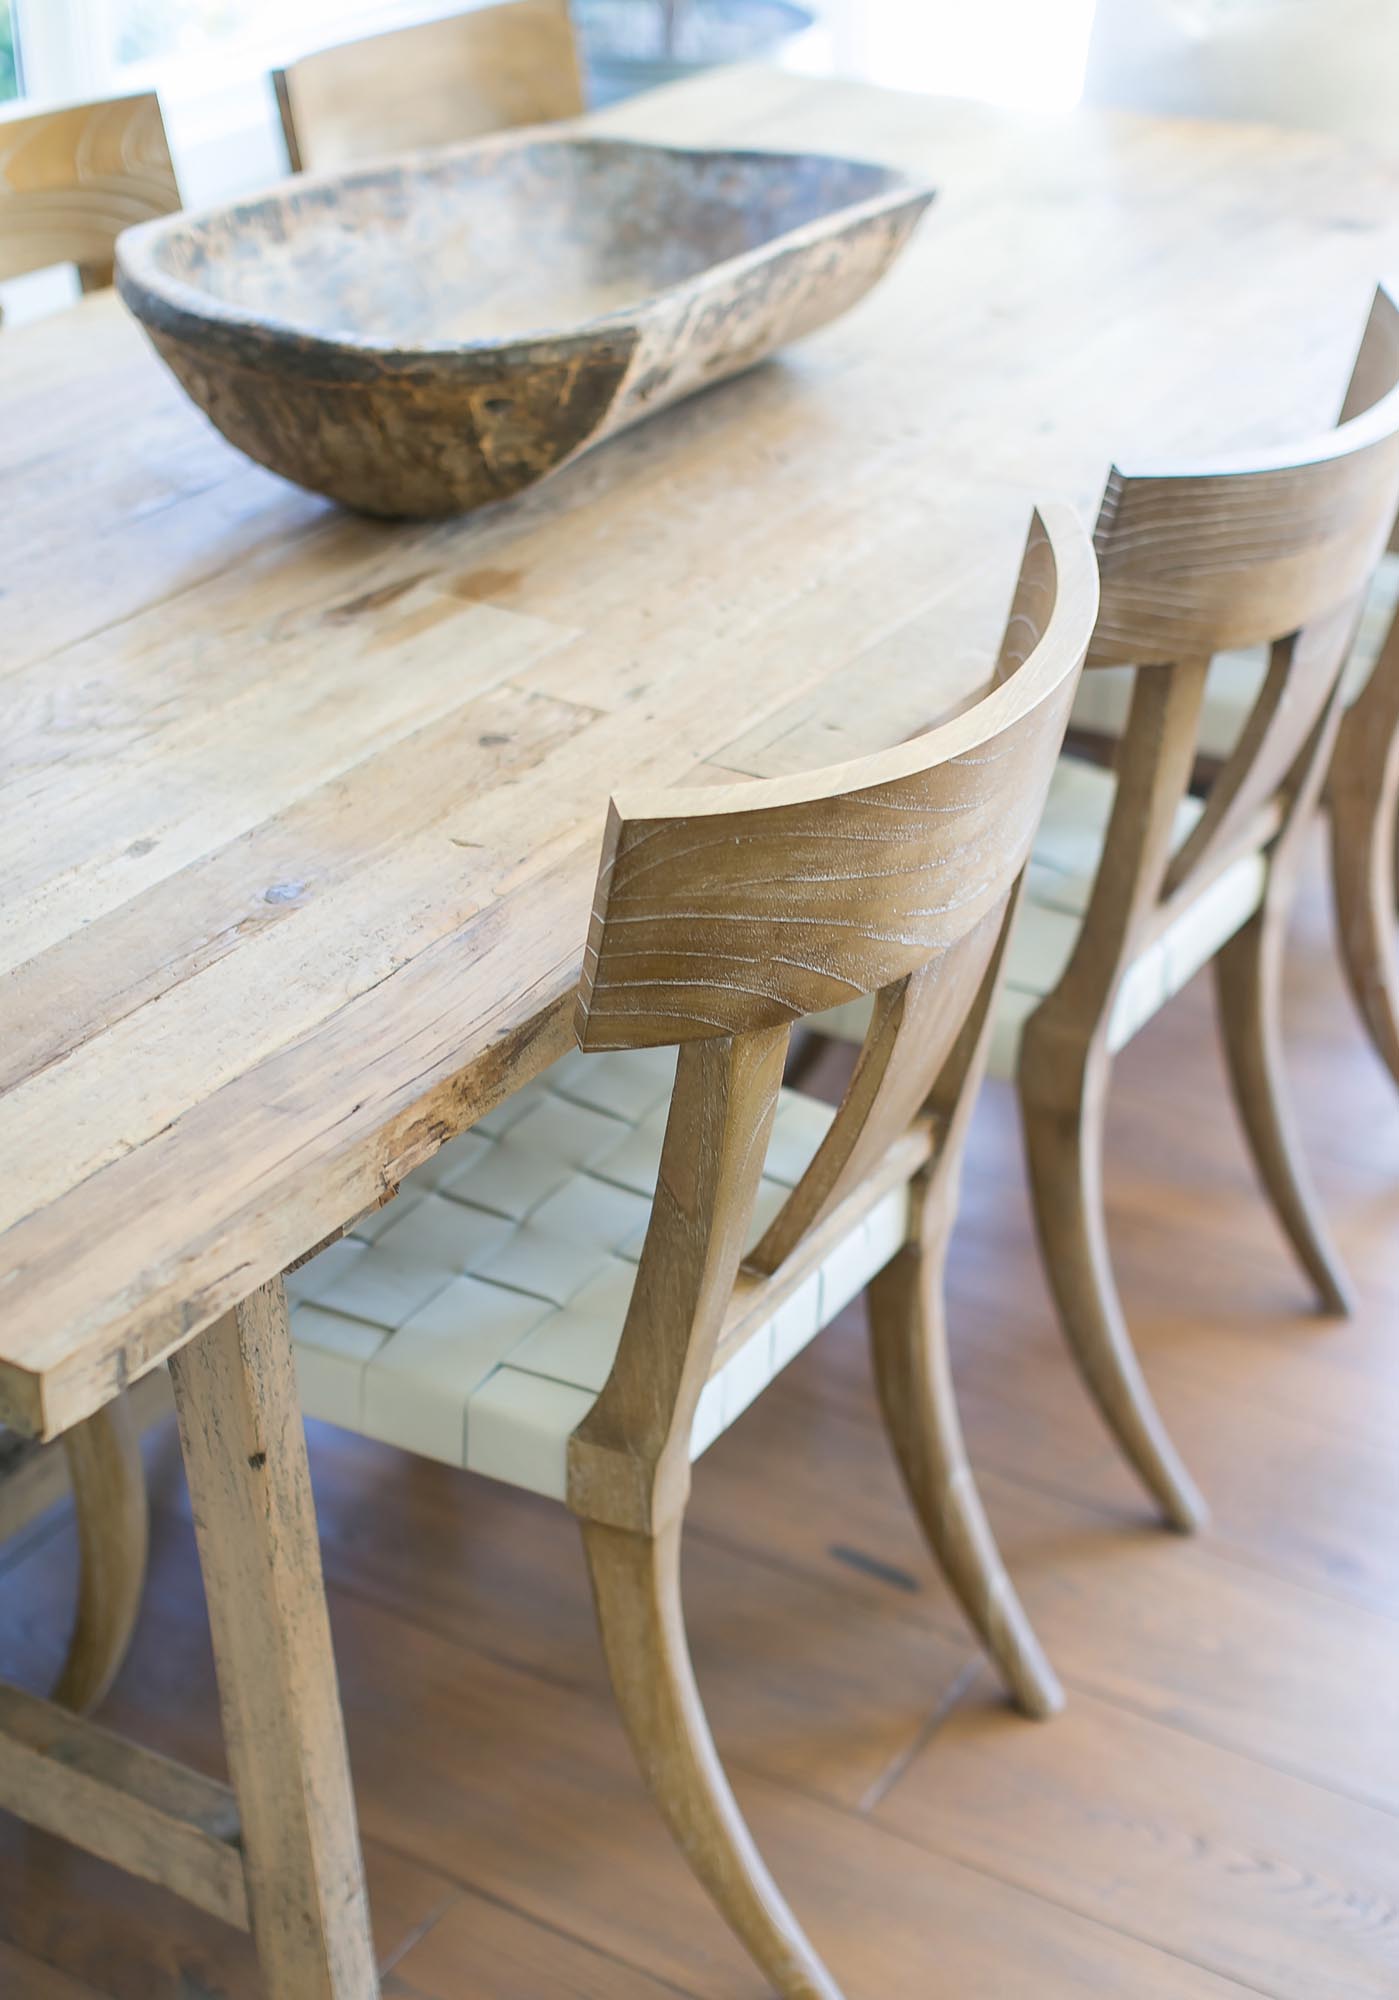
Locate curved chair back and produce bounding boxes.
[273,0,585,176]
[571,505,1096,1399]
[1053,285,1399,1023]
[0,92,179,291]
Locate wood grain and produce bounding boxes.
[547,505,1082,1990]
[117,134,930,517]
[1014,285,1399,1529]
[384,1884,683,1998]
[0,94,178,291]
[0,1682,246,1929]
[877,1683,1399,2000]
[168,1288,376,1999]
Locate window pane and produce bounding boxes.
[0,1,17,102]
[104,1,428,70]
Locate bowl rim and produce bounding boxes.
[114,127,935,379]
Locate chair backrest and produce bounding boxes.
[568,504,1096,1525]
[0,92,179,290]
[1051,284,1399,1031]
[273,1,585,176]
[589,502,1090,1232]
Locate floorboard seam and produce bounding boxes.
[1056,1670,1399,1824]
[358,1843,707,2000]
[375,1884,465,1980]
[856,1659,987,1815]
[779,1772,1282,2000]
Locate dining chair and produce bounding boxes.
[0,90,179,301]
[273,0,586,176]
[1080,11,1399,1103]
[0,87,180,1710]
[283,504,1096,1997]
[1071,386,1399,1101]
[807,285,1399,1537]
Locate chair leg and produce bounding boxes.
[54,1394,149,1716]
[866,1199,1063,1720]
[582,1515,842,2000]
[1214,897,1354,1315]
[1020,1046,1208,1533]
[1329,706,1399,1095]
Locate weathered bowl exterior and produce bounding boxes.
[115,133,933,518]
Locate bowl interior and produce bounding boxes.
[142,139,910,348]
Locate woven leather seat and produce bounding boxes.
[288,1051,906,1499]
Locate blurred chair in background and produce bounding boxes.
[273,0,585,174]
[0,90,179,314]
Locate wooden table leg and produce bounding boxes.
[169,1282,378,2000]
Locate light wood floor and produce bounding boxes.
[4,831,1399,1998]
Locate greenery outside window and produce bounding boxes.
[1,2,18,101]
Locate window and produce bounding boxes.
[13,0,456,93]
[107,0,415,69]
[791,0,1099,111]
[0,2,18,100]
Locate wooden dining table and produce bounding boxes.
[5,56,1399,1999]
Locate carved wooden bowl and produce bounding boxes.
[115,132,933,518]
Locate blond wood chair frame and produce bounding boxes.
[0,91,179,293]
[561,503,1095,1993]
[1079,0,1399,1112]
[1020,285,1399,1532]
[1318,317,1399,1097]
[1069,317,1399,1209]
[273,0,585,176]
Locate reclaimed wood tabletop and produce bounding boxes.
[5,62,1399,1440]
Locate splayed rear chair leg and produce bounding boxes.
[1020,1045,1208,1533]
[868,1191,1064,1719]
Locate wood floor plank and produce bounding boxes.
[384,1886,695,2000]
[0,1812,458,2000]
[10,1426,981,1817]
[0,1526,462,1999]
[785,1138,1399,1620]
[318,1589,1262,2000]
[876,1680,1399,1998]
[692,1364,1399,1818]
[0,1489,1255,2000]
[0,1938,107,1999]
